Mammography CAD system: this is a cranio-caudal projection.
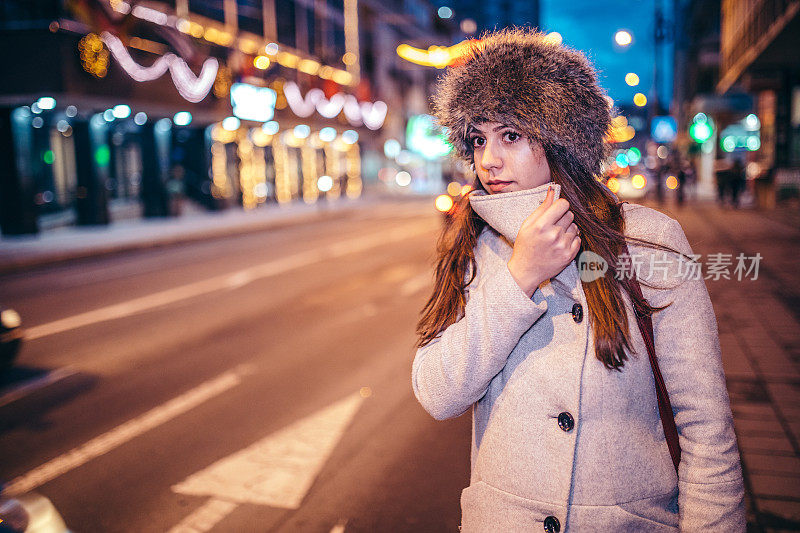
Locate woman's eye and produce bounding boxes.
[470,137,485,148]
[504,131,520,142]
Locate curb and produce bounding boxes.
[0,195,434,275]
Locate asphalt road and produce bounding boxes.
[0,200,471,533]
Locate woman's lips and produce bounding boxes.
[487,181,512,193]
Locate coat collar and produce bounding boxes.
[469,182,580,295]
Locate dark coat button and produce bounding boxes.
[571,302,583,323]
[557,412,575,432]
[543,515,561,533]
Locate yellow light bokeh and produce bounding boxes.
[331,70,353,85]
[239,39,259,55]
[625,73,639,86]
[666,175,678,189]
[543,32,562,46]
[447,181,462,196]
[435,194,454,212]
[611,115,628,128]
[276,51,298,68]
[632,174,646,189]
[253,55,270,69]
[298,59,320,75]
[615,30,632,46]
[634,93,647,107]
[606,177,621,193]
[396,40,472,69]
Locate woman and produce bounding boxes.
[411,29,745,532]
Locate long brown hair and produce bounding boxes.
[416,149,690,372]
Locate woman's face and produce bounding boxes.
[468,122,551,194]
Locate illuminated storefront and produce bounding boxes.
[0,0,383,235]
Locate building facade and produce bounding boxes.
[0,0,454,235]
[718,0,800,201]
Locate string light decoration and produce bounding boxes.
[79,33,110,78]
[283,82,387,129]
[301,143,319,204]
[214,65,232,98]
[345,144,362,198]
[100,32,218,103]
[273,137,291,204]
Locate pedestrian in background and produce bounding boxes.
[412,28,744,532]
[716,162,732,207]
[730,159,746,209]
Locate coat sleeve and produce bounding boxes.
[649,218,746,532]
[411,258,549,421]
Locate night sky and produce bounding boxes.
[540,0,674,108]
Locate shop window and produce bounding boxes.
[237,0,263,36]
[326,0,344,12]
[188,0,225,23]
[0,0,62,23]
[276,0,296,48]
[306,6,316,56]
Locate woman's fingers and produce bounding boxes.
[564,222,579,237]
[553,209,574,230]
[537,198,571,228]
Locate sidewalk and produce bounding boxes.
[643,197,800,533]
[0,194,432,275]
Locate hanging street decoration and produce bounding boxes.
[78,33,110,78]
[283,82,387,130]
[100,31,218,103]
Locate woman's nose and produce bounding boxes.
[480,141,502,172]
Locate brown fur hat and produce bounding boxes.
[432,27,612,177]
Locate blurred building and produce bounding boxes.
[671,0,758,200]
[718,0,800,201]
[452,0,539,36]
[0,0,454,235]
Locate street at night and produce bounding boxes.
[0,201,472,532]
[1,198,799,531]
[2,0,800,531]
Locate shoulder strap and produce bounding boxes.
[628,275,681,474]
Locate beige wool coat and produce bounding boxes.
[411,183,745,532]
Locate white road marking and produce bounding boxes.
[0,367,77,408]
[2,365,252,496]
[167,497,239,533]
[24,222,432,341]
[330,519,348,533]
[169,391,364,531]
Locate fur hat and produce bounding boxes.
[432,27,612,178]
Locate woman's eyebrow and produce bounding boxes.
[492,124,511,132]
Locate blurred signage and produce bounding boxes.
[100,32,217,103]
[283,82,387,130]
[650,116,677,143]
[719,123,760,152]
[231,83,277,122]
[406,115,452,160]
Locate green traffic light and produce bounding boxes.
[690,121,712,143]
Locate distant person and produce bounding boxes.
[676,157,689,207]
[411,28,745,532]
[716,164,731,207]
[730,159,746,208]
[655,159,667,204]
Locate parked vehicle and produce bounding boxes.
[0,491,70,532]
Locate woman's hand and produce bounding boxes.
[507,186,581,297]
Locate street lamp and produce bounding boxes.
[625,73,639,86]
[614,30,633,47]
